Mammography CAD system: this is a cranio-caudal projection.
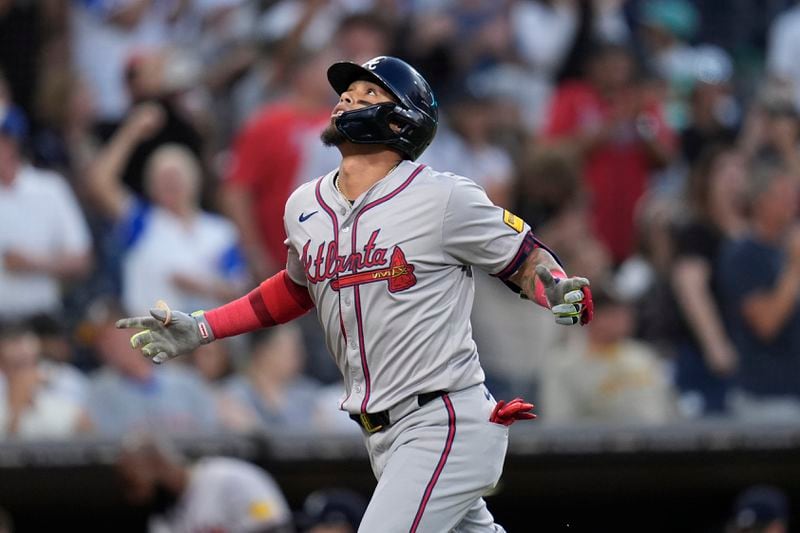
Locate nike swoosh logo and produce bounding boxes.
[299,211,318,222]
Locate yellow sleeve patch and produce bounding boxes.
[249,501,273,520]
[503,210,524,233]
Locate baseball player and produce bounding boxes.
[117,56,593,532]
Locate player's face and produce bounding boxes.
[321,79,398,147]
[331,80,397,120]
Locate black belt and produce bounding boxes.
[350,390,447,434]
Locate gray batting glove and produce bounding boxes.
[535,265,591,326]
[116,308,214,364]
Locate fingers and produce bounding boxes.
[534,265,556,288]
[552,303,582,316]
[150,307,171,326]
[130,330,154,349]
[152,352,169,364]
[153,300,172,326]
[555,316,579,326]
[564,290,584,304]
[561,277,590,291]
[115,316,163,330]
[141,342,165,358]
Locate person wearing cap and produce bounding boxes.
[0,103,92,321]
[296,488,367,533]
[541,283,676,424]
[727,485,789,533]
[115,434,294,533]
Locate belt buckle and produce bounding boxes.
[359,413,384,434]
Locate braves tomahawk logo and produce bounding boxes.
[302,229,416,293]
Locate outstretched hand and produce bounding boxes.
[535,265,593,326]
[115,302,214,364]
[489,398,536,426]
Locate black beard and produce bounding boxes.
[320,123,347,146]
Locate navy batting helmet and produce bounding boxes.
[327,56,438,160]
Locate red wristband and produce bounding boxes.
[533,269,567,308]
[204,270,314,339]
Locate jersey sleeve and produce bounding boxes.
[441,176,536,280]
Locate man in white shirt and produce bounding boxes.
[0,104,92,320]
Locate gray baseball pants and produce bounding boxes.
[357,384,508,532]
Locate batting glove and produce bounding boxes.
[535,265,593,326]
[490,398,536,426]
[115,302,214,364]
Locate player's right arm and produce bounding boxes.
[116,269,315,364]
[117,183,316,364]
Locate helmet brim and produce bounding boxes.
[327,61,394,98]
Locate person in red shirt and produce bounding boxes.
[543,43,676,264]
[222,49,339,280]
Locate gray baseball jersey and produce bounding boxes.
[283,160,535,415]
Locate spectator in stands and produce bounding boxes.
[767,0,800,111]
[541,284,676,425]
[506,0,629,132]
[543,42,676,264]
[333,12,394,67]
[27,314,90,406]
[727,485,789,533]
[614,193,682,348]
[69,0,197,129]
[637,0,700,130]
[739,81,800,179]
[0,104,93,321]
[188,341,234,385]
[107,47,208,198]
[222,324,322,433]
[0,321,91,439]
[296,488,368,533]
[421,86,513,207]
[116,435,293,533]
[88,103,246,315]
[32,68,100,186]
[221,48,339,280]
[184,340,256,433]
[679,45,739,165]
[670,144,747,417]
[87,303,220,436]
[718,161,800,421]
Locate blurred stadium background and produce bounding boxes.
[2,0,800,531]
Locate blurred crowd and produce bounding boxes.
[2,0,800,447]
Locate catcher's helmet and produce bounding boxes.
[327,56,438,160]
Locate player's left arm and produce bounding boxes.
[440,176,593,326]
[509,247,593,326]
